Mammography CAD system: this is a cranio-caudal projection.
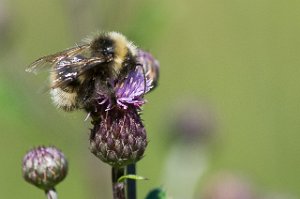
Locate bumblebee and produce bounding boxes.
[27,32,139,111]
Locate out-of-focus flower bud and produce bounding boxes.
[201,173,256,199]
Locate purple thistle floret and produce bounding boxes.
[89,50,159,167]
[115,68,153,109]
[96,67,153,111]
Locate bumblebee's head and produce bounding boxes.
[90,32,137,64]
[91,34,115,61]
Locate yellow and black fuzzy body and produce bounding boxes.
[27,32,138,111]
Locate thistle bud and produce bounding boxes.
[90,107,147,167]
[22,146,68,190]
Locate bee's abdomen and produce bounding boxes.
[50,88,78,111]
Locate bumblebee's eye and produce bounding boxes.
[102,46,114,57]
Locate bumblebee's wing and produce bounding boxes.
[26,44,91,74]
[51,56,107,89]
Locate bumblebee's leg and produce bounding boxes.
[136,63,147,96]
[106,78,117,106]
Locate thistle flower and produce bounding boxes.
[89,50,159,167]
[22,146,68,191]
[90,70,149,168]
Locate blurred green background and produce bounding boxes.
[1,0,300,198]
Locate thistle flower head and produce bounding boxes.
[90,50,159,167]
[22,146,68,190]
[90,69,149,167]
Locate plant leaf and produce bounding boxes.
[117,174,148,183]
[145,188,167,199]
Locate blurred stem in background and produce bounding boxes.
[162,98,217,199]
[162,143,208,199]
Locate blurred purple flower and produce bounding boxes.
[168,98,217,144]
[201,173,256,199]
